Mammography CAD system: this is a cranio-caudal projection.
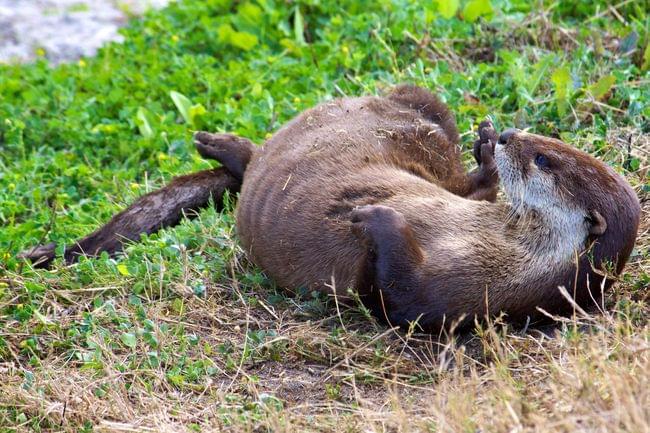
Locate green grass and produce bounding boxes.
[0,0,648,431]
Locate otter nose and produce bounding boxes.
[498,128,519,145]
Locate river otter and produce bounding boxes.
[21,85,641,330]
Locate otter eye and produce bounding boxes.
[535,154,550,169]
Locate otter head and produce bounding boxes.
[495,128,640,279]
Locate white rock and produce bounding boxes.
[0,0,170,64]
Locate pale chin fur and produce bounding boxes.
[494,143,522,206]
[494,143,589,261]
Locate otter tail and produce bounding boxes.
[20,132,256,268]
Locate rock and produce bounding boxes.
[0,0,169,64]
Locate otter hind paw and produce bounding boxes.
[193,132,241,161]
[18,242,58,268]
[350,205,408,246]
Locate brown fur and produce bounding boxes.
[235,85,499,296]
[234,86,639,329]
[21,85,640,332]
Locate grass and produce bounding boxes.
[0,0,648,431]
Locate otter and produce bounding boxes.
[21,85,641,330]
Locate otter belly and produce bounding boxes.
[235,156,366,294]
[235,144,451,296]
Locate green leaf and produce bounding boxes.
[217,23,234,43]
[135,107,153,138]
[238,3,262,23]
[230,31,258,51]
[217,23,258,50]
[588,75,616,101]
[438,0,459,19]
[170,91,193,124]
[251,82,263,97]
[143,331,159,348]
[147,351,160,368]
[116,263,131,276]
[120,332,137,348]
[167,373,185,387]
[188,104,207,127]
[25,281,46,295]
[462,0,493,22]
[294,6,306,45]
[551,67,571,116]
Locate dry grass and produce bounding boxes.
[1,183,648,432]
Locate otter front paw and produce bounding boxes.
[473,120,498,166]
[471,120,499,189]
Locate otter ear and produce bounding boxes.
[587,210,607,235]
